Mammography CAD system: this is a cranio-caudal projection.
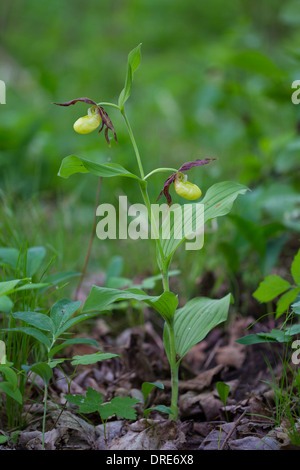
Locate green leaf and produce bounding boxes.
[164,294,231,360]
[70,352,120,366]
[12,311,55,334]
[0,365,18,389]
[65,387,103,413]
[2,327,51,348]
[0,382,22,405]
[26,247,46,277]
[236,334,272,345]
[15,282,51,292]
[216,381,230,406]
[291,249,300,285]
[202,182,249,224]
[50,298,81,335]
[0,436,9,444]
[49,338,98,357]
[253,275,291,303]
[118,43,142,111]
[0,248,20,270]
[0,247,46,276]
[100,397,140,420]
[286,324,300,336]
[22,362,53,385]
[0,279,23,297]
[58,155,142,182]
[141,381,164,404]
[236,329,293,345]
[105,256,124,282]
[145,405,173,417]
[292,300,300,315]
[161,182,248,262]
[82,286,178,322]
[276,287,300,318]
[0,295,13,313]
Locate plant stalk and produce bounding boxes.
[167,318,179,420]
[42,383,48,450]
[121,108,178,419]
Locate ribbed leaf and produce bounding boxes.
[58,155,142,182]
[161,182,248,262]
[164,294,231,360]
[82,286,178,322]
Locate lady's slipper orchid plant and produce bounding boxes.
[54,44,248,422]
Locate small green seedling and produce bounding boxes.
[65,387,139,440]
[141,381,172,420]
[216,381,230,422]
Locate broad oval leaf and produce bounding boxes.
[58,155,142,182]
[161,182,248,262]
[164,294,232,361]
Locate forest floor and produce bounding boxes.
[1,291,298,451]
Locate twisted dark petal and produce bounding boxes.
[98,106,118,144]
[156,173,176,206]
[178,158,216,172]
[53,97,97,107]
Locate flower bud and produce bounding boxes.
[73,106,101,134]
[174,173,202,200]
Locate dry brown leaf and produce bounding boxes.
[108,419,178,450]
[215,343,246,369]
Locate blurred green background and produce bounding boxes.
[0,0,300,311]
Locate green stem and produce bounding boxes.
[97,102,121,111]
[143,167,178,181]
[119,107,178,419]
[121,111,145,179]
[162,264,170,291]
[42,383,48,450]
[167,319,179,421]
[120,111,166,269]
